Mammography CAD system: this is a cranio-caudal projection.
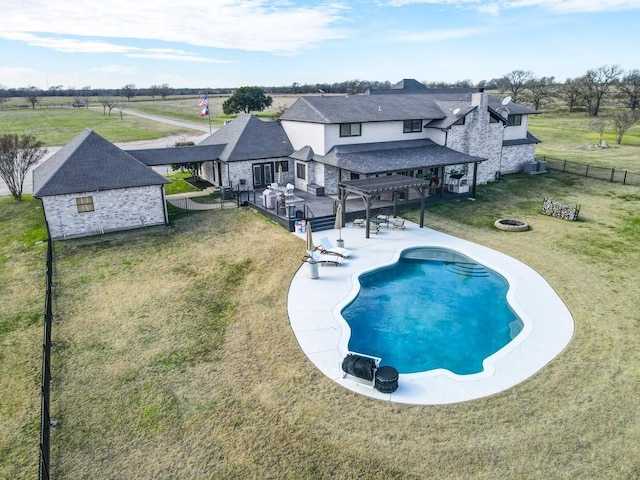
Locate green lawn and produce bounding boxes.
[528,109,640,172]
[2,172,640,479]
[0,107,203,146]
[122,94,299,128]
[163,171,201,195]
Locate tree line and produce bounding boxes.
[1,64,638,115]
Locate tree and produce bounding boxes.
[98,95,117,115]
[619,69,640,110]
[0,85,10,110]
[149,84,160,101]
[501,70,534,103]
[524,76,555,110]
[590,117,606,146]
[22,85,41,109]
[120,83,137,101]
[578,65,622,116]
[170,140,201,178]
[0,134,47,201]
[117,101,125,120]
[612,109,639,144]
[562,78,582,112]
[158,83,171,100]
[222,86,273,115]
[81,86,92,108]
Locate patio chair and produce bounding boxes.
[316,237,352,258]
[392,218,405,230]
[310,251,345,266]
[368,223,380,235]
[376,214,390,228]
[352,218,365,227]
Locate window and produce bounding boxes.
[507,114,522,126]
[339,123,361,137]
[276,160,289,172]
[296,163,306,180]
[403,119,422,133]
[489,115,499,123]
[76,196,94,213]
[350,172,360,180]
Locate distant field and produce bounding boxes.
[0,107,202,146]
[124,94,299,127]
[0,94,299,144]
[528,109,640,172]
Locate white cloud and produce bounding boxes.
[0,0,349,55]
[384,0,640,13]
[395,27,488,42]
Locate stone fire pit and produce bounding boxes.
[494,219,529,232]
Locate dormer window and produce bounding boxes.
[507,114,522,126]
[403,120,422,133]
[340,123,361,137]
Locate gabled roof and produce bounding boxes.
[390,79,429,91]
[126,144,225,166]
[488,96,538,116]
[198,113,293,161]
[33,129,169,197]
[280,95,446,124]
[318,139,485,175]
[426,102,478,129]
[290,145,314,161]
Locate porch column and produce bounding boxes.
[472,161,479,198]
[419,187,426,228]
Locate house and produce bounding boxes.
[197,114,294,190]
[277,80,539,196]
[193,79,538,197]
[33,129,170,240]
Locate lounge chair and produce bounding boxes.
[316,237,352,257]
[368,223,380,234]
[392,218,405,229]
[352,218,365,227]
[310,251,345,266]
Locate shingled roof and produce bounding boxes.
[33,129,169,197]
[126,144,225,166]
[198,114,293,161]
[280,94,446,124]
[319,139,485,175]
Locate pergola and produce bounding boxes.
[338,175,432,238]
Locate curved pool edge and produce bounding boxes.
[287,220,574,405]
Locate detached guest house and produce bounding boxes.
[33,129,170,240]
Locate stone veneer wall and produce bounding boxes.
[446,93,536,183]
[446,95,502,184]
[42,185,167,240]
[500,144,537,174]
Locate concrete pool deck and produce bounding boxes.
[287,219,574,405]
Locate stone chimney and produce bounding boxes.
[471,92,488,110]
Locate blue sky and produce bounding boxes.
[1,0,639,90]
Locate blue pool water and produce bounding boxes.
[341,248,523,375]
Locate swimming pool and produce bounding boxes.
[287,222,574,404]
[342,247,523,375]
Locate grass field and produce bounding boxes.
[0,105,203,146]
[123,94,299,127]
[0,94,298,146]
[2,171,639,479]
[527,109,640,172]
